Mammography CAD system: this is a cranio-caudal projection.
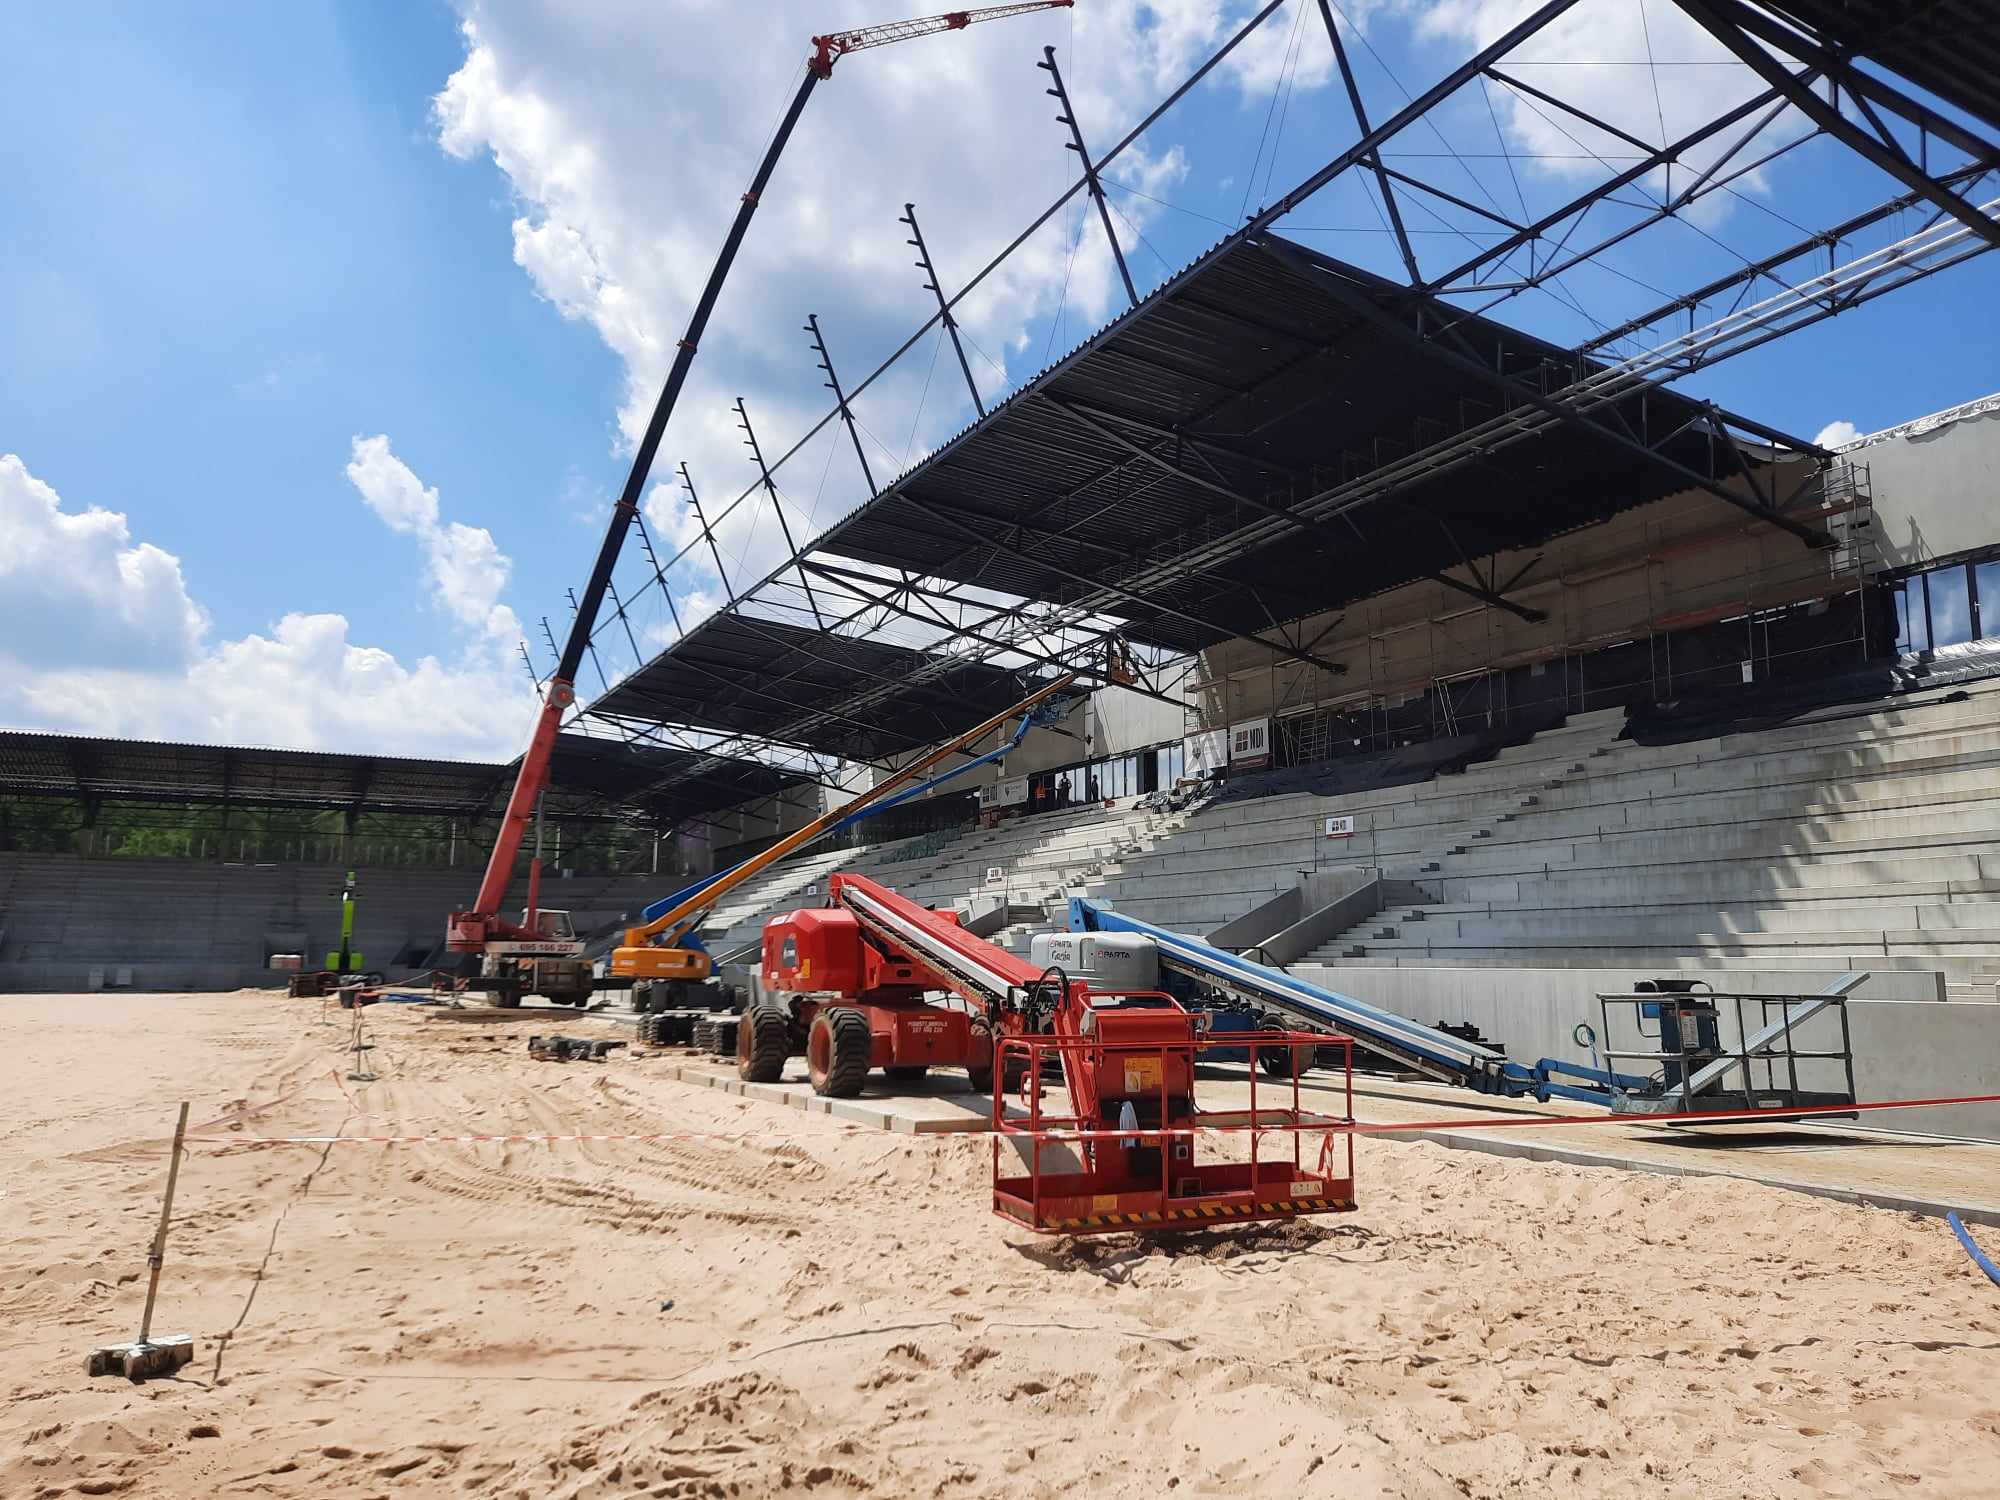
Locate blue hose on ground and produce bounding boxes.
[1948,1211,2000,1287]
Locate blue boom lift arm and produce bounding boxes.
[636,694,1075,952]
[1067,897,1654,1104]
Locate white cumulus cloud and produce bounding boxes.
[1813,419,1862,449]
[0,453,536,760]
[0,454,209,671]
[346,433,521,647]
[429,1,1306,608]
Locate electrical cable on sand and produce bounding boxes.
[1949,1211,2000,1288]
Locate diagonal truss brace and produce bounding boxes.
[901,202,984,416]
[1674,0,2000,253]
[1040,44,1138,307]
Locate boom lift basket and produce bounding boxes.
[991,1030,1357,1234]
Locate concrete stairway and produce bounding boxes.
[1297,685,2000,978]
[694,802,1187,962]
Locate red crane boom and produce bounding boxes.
[812,2,1074,77]
[447,0,1076,968]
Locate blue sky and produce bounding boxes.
[1,2,617,664]
[4,0,1995,757]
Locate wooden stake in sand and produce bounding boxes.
[87,1102,196,1381]
[346,1002,378,1083]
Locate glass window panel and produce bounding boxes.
[1976,560,2000,641]
[1929,566,1973,647]
[1897,581,1929,653]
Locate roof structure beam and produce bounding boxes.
[677,464,734,603]
[1241,0,1586,242]
[1316,0,1421,284]
[1258,235,1831,548]
[735,396,828,631]
[1041,392,1546,624]
[1693,0,2000,170]
[802,560,1187,712]
[566,587,614,694]
[1424,72,1795,295]
[630,509,688,641]
[1430,564,1548,623]
[805,313,876,497]
[1673,0,2000,253]
[900,202,984,417]
[1578,165,1992,355]
[1040,45,1138,308]
[898,492,1345,675]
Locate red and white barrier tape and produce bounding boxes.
[187,1089,2000,1151]
[189,1126,857,1149]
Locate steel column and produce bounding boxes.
[1040,45,1138,307]
[901,202,985,416]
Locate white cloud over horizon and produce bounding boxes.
[0,451,537,761]
[1813,419,1862,449]
[428,0,1308,607]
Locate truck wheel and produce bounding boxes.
[738,1006,791,1084]
[964,1020,995,1094]
[808,1007,871,1098]
[494,990,522,1010]
[1255,1012,1310,1077]
[883,1064,927,1083]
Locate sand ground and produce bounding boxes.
[5,990,1999,1499]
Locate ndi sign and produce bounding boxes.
[984,776,1032,812]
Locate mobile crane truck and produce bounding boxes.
[445,1,1077,1001]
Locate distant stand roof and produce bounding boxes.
[0,730,812,829]
[589,611,1050,761]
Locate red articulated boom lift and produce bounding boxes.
[444,1,1075,995]
[753,874,1359,1235]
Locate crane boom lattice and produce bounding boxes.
[812,1,1073,76]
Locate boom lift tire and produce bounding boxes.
[738,1005,792,1084]
[1255,1010,1312,1077]
[965,1019,995,1094]
[494,987,523,1011]
[808,1006,872,1098]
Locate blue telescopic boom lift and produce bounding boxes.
[1067,898,1861,1110]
